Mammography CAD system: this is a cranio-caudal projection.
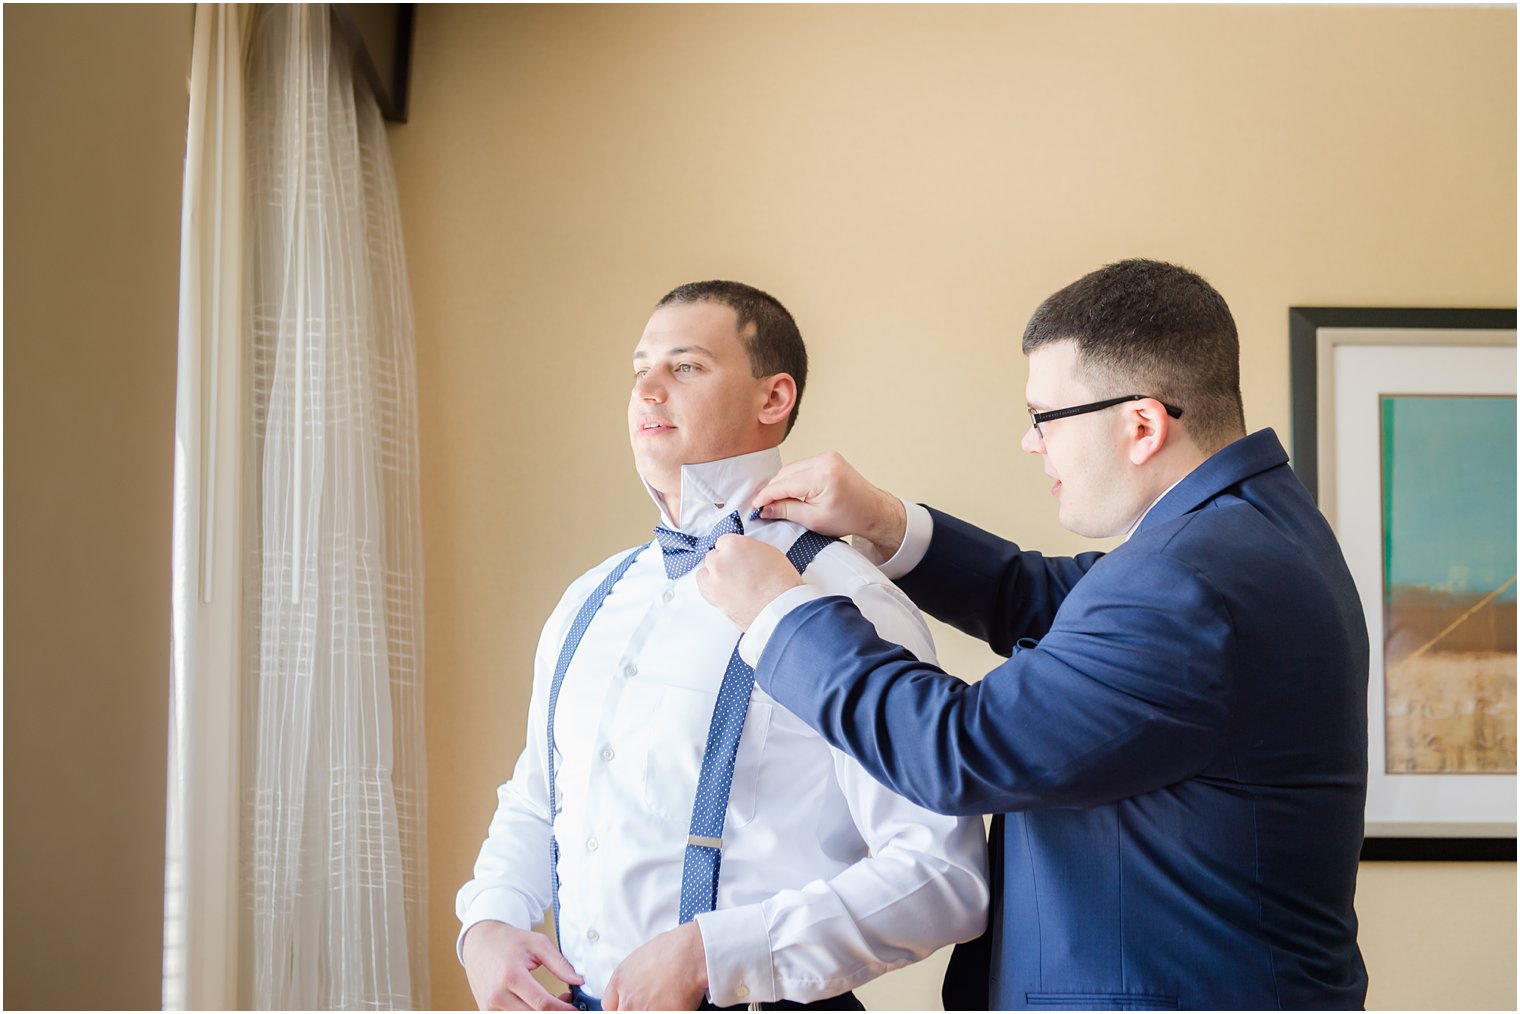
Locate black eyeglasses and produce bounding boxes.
[1028,395,1183,437]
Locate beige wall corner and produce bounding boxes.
[3,4,192,1009]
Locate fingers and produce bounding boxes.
[463,924,582,1012]
[756,497,807,523]
[750,451,875,536]
[494,969,575,1012]
[482,982,572,1011]
[751,455,834,510]
[525,934,584,986]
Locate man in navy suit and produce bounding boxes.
[697,260,1369,1010]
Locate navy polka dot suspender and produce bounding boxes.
[677,529,836,924]
[546,530,837,950]
[546,543,647,951]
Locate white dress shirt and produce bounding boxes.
[457,449,988,1006]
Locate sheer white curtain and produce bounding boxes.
[168,4,428,1009]
[166,5,251,1009]
[242,5,428,1008]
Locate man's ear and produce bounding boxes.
[757,374,798,427]
[1126,398,1173,465]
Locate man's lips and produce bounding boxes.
[636,417,676,436]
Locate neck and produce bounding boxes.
[641,447,784,535]
[657,480,683,527]
[1119,443,1210,535]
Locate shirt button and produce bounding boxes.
[586,928,599,942]
[662,586,676,603]
[586,837,599,852]
[735,985,750,999]
[601,747,615,762]
[623,663,638,678]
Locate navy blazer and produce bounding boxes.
[754,430,1369,1010]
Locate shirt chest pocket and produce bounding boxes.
[621,681,771,830]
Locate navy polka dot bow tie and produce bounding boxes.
[653,508,762,579]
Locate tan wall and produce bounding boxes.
[391,5,1516,1010]
[3,3,192,1010]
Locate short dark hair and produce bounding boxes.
[656,280,808,435]
[1022,259,1246,452]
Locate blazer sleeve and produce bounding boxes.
[897,507,1105,654]
[754,548,1236,816]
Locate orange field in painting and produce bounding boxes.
[1384,590,1516,774]
[1384,650,1516,774]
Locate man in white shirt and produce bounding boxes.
[458,280,988,1011]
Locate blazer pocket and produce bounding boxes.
[1025,992,1179,1011]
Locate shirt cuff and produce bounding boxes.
[455,893,539,963]
[739,584,826,667]
[694,904,776,1006]
[876,500,933,580]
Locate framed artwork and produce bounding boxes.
[1289,307,1517,861]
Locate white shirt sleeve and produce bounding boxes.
[876,498,934,579]
[453,580,584,961]
[740,499,934,667]
[700,543,990,1005]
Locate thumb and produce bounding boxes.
[756,497,788,520]
[531,938,583,985]
[757,496,817,524]
[752,470,821,511]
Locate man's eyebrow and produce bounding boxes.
[633,344,716,361]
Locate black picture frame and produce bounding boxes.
[332,3,416,124]
[1289,307,1517,862]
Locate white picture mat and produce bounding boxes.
[1330,338,1516,836]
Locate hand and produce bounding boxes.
[697,534,803,632]
[461,920,582,1011]
[602,921,709,1011]
[751,452,906,565]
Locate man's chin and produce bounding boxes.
[632,458,678,493]
[1058,507,1113,541]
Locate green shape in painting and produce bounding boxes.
[1381,395,1517,603]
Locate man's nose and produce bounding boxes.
[634,374,665,401]
[1020,424,1045,455]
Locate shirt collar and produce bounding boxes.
[642,447,782,535]
[1123,476,1185,543]
[1128,429,1291,539]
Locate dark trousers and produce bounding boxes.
[701,991,865,1011]
[571,986,865,1010]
